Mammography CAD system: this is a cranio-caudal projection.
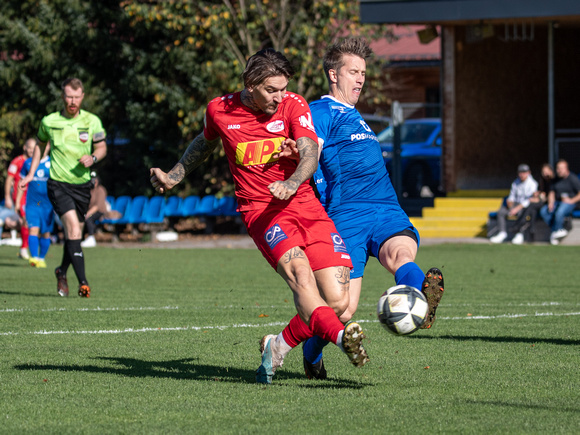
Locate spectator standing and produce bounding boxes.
[539,159,580,245]
[20,77,107,297]
[81,173,108,248]
[490,164,538,244]
[4,138,35,259]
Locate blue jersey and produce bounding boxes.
[310,96,399,213]
[310,96,417,278]
[20,156,52,208]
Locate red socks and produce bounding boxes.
[281,306,345,348]
[282,314,313,348]
[20,226,29,249]
[308,306,344,345]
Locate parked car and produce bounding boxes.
[377,118,442,197]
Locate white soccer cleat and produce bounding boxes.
[19,247,30,260]
[256,334,285,384]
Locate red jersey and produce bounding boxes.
[204,91,319,210]
[7,155,27,204]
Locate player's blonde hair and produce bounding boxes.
[323,38,372,83]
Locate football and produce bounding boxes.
[377,285,429,335]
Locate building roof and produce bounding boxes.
[371,25,440,62]
[360,0,580,25]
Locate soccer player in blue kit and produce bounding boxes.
[17,151,54,268]
[295,38,445,380]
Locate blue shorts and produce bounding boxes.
[26,205,54,234]
[328,203,419,279]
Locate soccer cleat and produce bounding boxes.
[78,282,91,298]
[29,257,39,267]
[341,322,369,368]
[55,267,69,297]
[19,247,30,260]
[420,267,445,329]
[256,334,284,384]
[36,259,47,268]
[303,356,327,380]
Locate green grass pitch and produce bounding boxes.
[1,242,579,433]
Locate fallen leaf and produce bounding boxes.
[259,314,269,318]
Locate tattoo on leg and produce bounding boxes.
[282,247,305,264]
[335,266,350,289]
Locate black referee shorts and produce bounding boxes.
[47,179,92,222]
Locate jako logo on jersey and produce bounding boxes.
[267,120,285,133]
[228,124,241,130]
[331,233,349,254]
[236,137,283,166]
[79,132,89,143]
[265,224,288,249]
[299,113,315,132]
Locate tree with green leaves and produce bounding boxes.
[1,0,391,197]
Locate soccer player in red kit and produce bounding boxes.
[4,138,35,259]
[150,48,369,384]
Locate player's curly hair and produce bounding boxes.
[323,38,372,83]
[242,48,295,89]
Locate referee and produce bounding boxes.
[20,78,107,297]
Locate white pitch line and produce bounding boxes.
[1,312,579,336]
[0,306,180,313]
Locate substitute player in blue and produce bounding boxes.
[302,38,445,379]
[17,151,54,268]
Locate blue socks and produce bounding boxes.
[28,235,39,258]
[394,261,425,291]
[39,237,51,259]
[303,335,330,364]
[303,262,425,365]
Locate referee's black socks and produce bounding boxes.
[64,239,87,285]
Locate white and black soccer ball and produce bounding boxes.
[377,285,429,335]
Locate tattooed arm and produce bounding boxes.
[268,136,319,200]
[150,132,220,194]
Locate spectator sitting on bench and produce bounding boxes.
[517,163,555,243]
[81,172,108,248]
[539,159,580,245]
[490,164,538,244]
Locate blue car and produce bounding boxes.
[377,118,442,197]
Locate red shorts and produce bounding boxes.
[242,198,353,271]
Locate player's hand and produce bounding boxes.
[4,197,13,210]
[268,180,298,200]
[273,138,299,160]
[18,175,32,190]
[78,154,94,168]
[150,168,175,194]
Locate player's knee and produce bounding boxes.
[338,306,355,323]
[328,294,349,318]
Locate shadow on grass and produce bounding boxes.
[14,356,369,388]
[410,335,580,346]
[0,290,57,298]
[462,399,580,413]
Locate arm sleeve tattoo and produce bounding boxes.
[167,133,220,186]
[283,136,319,190]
